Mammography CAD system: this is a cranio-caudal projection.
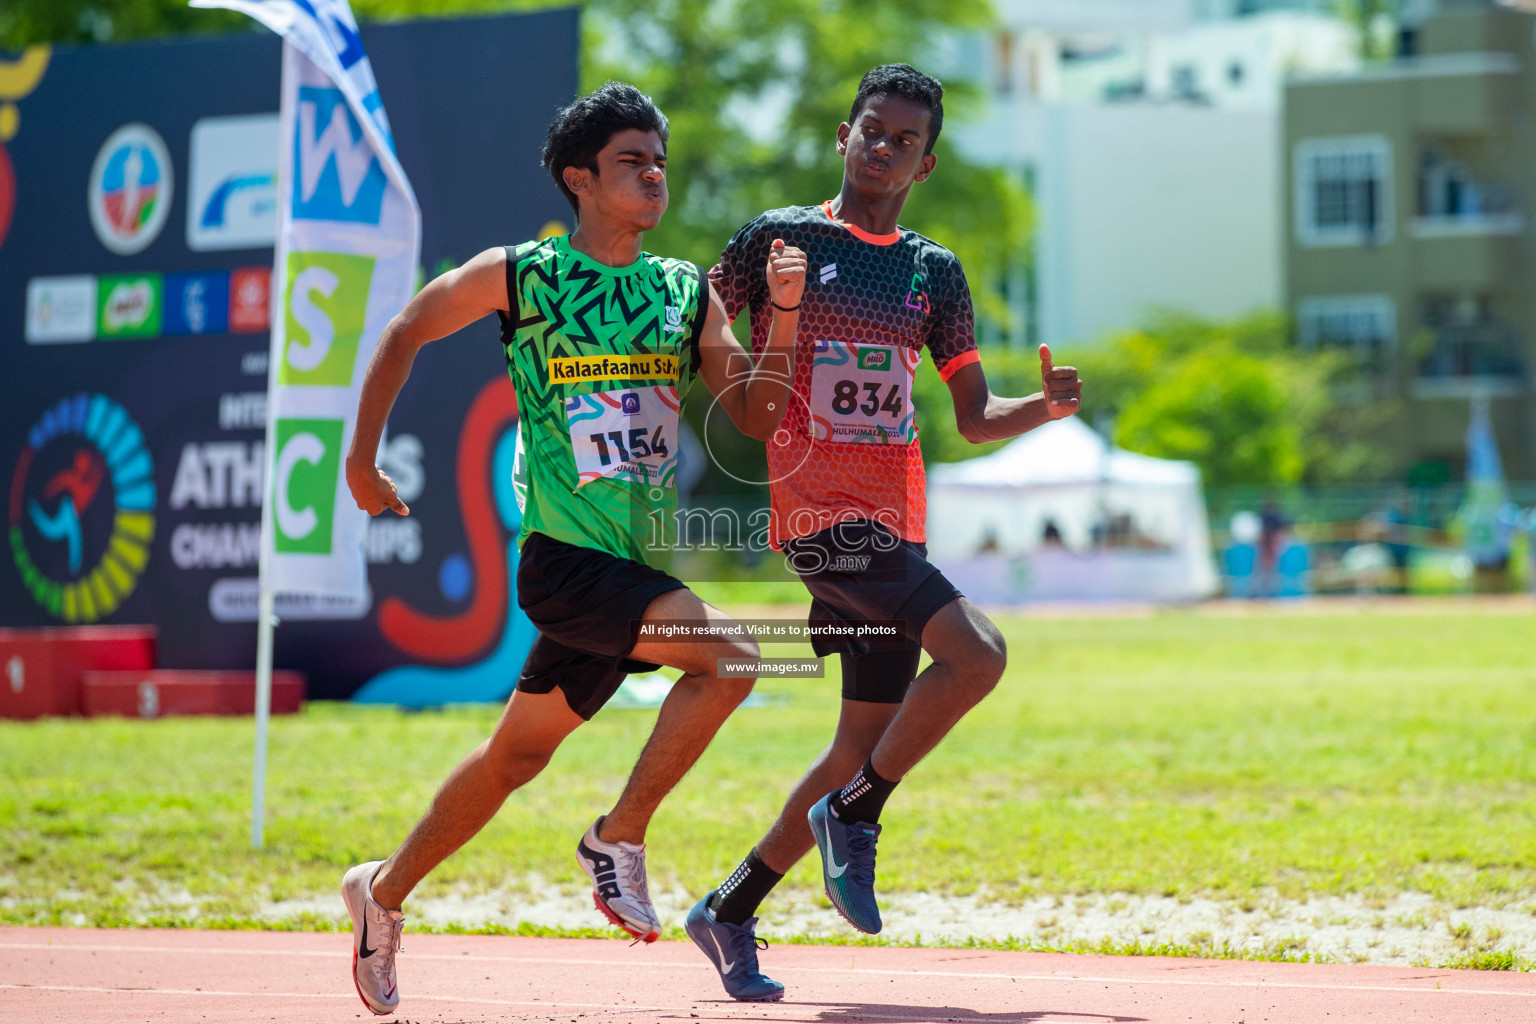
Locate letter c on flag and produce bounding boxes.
[276,431,326,541]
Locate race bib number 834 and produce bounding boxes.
[809,340,918,445]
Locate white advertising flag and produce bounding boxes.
[193,0,420,601]
[191,0,420,847]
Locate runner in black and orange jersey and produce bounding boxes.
[683,64,1083,1002]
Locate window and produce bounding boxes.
[1294,136,1394,246]
[1297,294,1396,372]
[1172,65,1199,99]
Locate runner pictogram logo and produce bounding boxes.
[9,393,157,622]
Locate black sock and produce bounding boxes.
[708,848,784,926]
[829,757,899,824]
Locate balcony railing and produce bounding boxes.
[1414,325,1527,396]
[1409,211,1525,238]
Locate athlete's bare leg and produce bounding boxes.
[754,699,900,873]
[371,688,584,910]
[867,597,1004,781]
[598,587,758,844]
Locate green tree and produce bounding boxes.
[1072,311,1402,488]
[1333,0,1397,60]
[0,2,245,47]
[1114,348,1304,487]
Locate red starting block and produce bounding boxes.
[0,626,158,719]
[81,670,306,719]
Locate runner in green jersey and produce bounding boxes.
[338,84,807,1017]
[500,232,707,568]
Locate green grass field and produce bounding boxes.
[3,606,1535,966]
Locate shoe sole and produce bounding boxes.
[592,891,659,943]
[351,949,396,1016]
[343,867,397,1016]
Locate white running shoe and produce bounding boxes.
[342,861,404,1015]
[576,817,661,942]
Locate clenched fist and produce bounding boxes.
[766,239,808,311]
[347,459,410,516]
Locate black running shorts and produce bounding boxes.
[514,531,686,719]
[780,519,963,704]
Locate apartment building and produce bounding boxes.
[947,1,1357,350]
[1286,0,1535,475]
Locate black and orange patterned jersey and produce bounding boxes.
[709,202,979,549]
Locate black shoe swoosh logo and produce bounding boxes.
[359,919,376,959]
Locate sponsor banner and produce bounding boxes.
[0,10,578,699]
[190,1,417,204]
[187,113,280,252]
[208,576,371,622]
[26,276,98,344]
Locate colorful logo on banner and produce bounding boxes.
[164,271,231,335]
[293,85,386,224]
[230,266,272,332]
[280,250,374,385]
[97,273,164,338]
[25,276,98,344]
[187,113,279,251]
[272,418,343,554]
[9,394,157,623]
[0,45,51,252]
[89,124,174,255]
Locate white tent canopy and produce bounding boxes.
[926,418,1218,603]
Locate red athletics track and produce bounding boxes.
[2,927,1531,1023]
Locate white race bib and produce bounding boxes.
[808,340,918,445]
[565,384,680,488]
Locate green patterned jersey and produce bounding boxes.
[498,235,707,567]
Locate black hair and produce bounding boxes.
[849,64,944,155]
[541,82,669,214]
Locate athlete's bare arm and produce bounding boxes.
[946,343,1082,444]
[346,246,509,515]
[697,239,807,440]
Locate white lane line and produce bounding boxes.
[0,984,1067,1022]
[2,943,1532,999]
[0,984,679,1012]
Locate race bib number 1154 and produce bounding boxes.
[565,385,680,488]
